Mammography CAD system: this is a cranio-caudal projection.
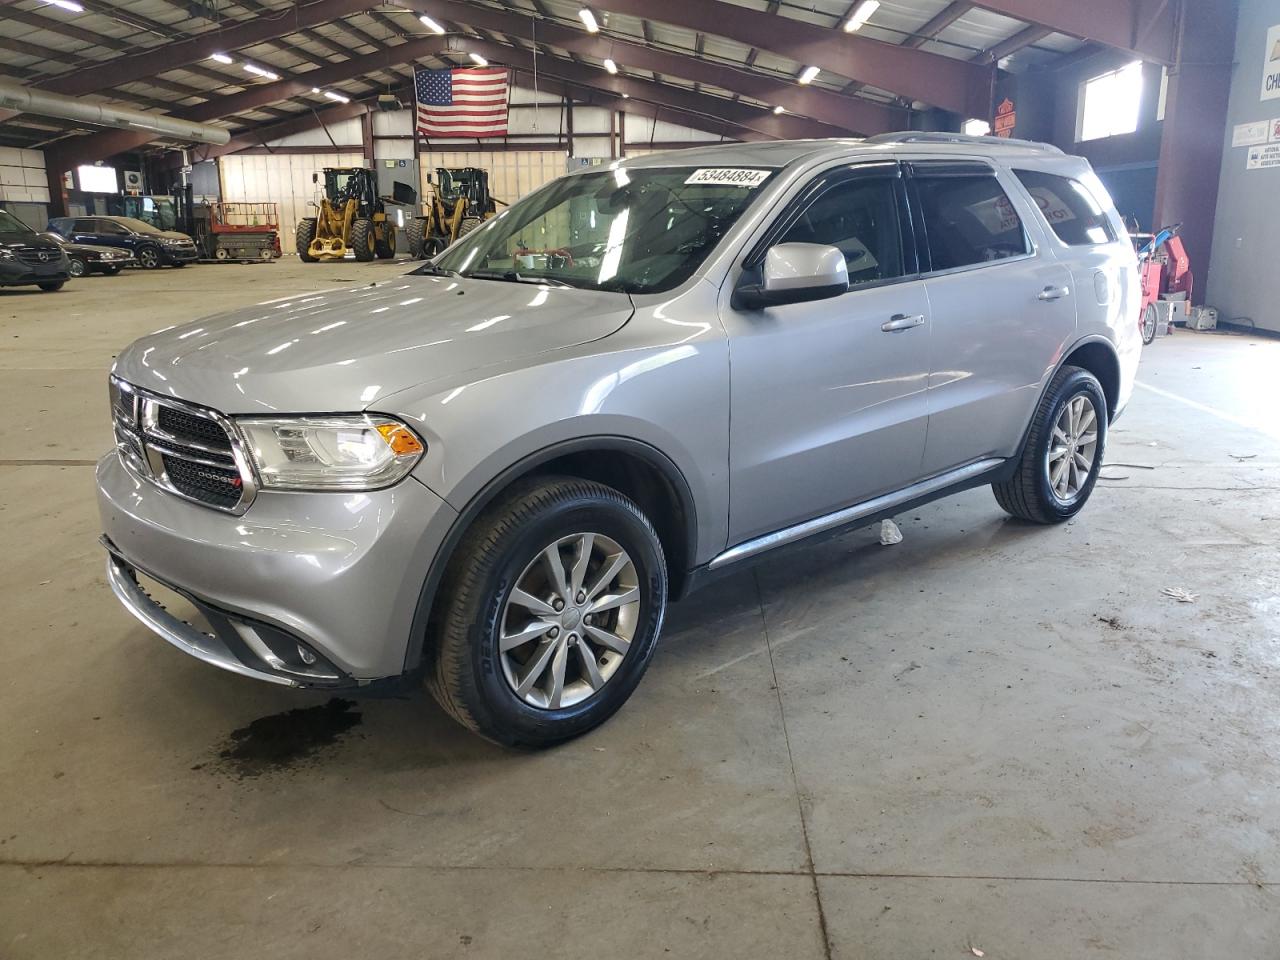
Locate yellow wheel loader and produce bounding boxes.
[296,168,415,263]
[406,167,501,259]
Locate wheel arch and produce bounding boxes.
[1060,337,1121,423]
[402,436,699,675]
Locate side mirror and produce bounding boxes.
[735,243,849,309]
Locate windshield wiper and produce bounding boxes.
[465,270,574,288]
[413,261,456,277]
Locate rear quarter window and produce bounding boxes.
[1013,169,1117,246]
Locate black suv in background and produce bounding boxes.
[0,208,69,292]
[47,215,198,269]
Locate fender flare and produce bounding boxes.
[401,435,699,674]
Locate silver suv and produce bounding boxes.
[98,134,1141,746]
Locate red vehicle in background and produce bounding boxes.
[1132,222,1192,344]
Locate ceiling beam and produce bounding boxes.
[41,37,454,168]
[964,0,1177,64]
[971,25,1053,64]
[406,0,903,134]
[903,2,972,49]
[589,0,992,116]
[21,0,379,99]
[461,38,842,140]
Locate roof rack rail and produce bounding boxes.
[864,131,1064,154]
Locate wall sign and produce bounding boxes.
[1271,118,1280,142]
[993,97,1016,138]
[1263,24,1280,102]
[1246,143,1280,169]
[1233,120,1269,146]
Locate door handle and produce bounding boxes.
[1037,285,1070,301]
[881,313,926,332]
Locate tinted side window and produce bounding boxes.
[73,218,97,233]
[913,174,1029,271]
[1013,170,1116,246]
[96,219,126,235]
[49,218,72,234]
[779,178,903,286]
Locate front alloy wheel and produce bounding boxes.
[67,257,86,278]
[137,246,160,269]
[1045,394,1098,504]
[499,533,641,709]
[427,477,667,747]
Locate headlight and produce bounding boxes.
[234,415,425,491]
[0,249,14,261]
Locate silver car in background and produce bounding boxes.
[98,133,1140,746]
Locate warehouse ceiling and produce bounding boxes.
[0,0,1178,155]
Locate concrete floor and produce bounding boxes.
[3,259,1280,958]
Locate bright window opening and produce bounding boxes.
[1078,61,1144,142]
[963,118,991,137]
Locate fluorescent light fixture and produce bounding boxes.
[798,65,820,85]
[312,87,321,93]
[603,58,618,74]
[324,90,350,103]
[41,0,83,11]
[843,0,879,32]
[468,52,488,66]
[621,92,629,99]
[418,14,445,34]
[773,105,785,114]
[578,7,599,32]
[209,52,234,65]
[243,63,280,80]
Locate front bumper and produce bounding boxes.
[162,245,199,263]
[0,258,68,285]
[97,451,458,683]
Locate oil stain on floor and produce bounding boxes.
[211,698,363,779]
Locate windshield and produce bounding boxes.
[429,166,775,294]
[115,216,163,235]
[0,210,34,234]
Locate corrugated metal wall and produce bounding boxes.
[218,152,363,253]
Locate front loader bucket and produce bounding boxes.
[308,236,347,261]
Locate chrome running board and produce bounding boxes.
[708,458,1004,570]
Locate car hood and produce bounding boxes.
[111,274,634,414]
[0,231,62,251]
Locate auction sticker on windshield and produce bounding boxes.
[684,168,771,187]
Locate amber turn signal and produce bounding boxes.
[376,422,425,456]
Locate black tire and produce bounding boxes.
[424,236,448,258]
[1141,303,1158,345]
[405,217,426,259]
[993,365,1108,524]
[67,257,86,278]
[374,223,396,259]
[136,245,161,269]
[296,218,318,263]
[38,280,65,292]
[350,218,376,262]
[458,216,482,238]
[426,477,668,748]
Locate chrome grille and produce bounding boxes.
[110,377,256,514]
[17,249,59,265]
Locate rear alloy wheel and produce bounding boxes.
[137,245,161,269]
[993,365,1107,524]
[67,257,86,278]
[1141,303,1158,345]
[427,477,667,747]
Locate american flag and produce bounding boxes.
[414,67,509,139]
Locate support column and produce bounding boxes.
[1151,0,1239,302]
